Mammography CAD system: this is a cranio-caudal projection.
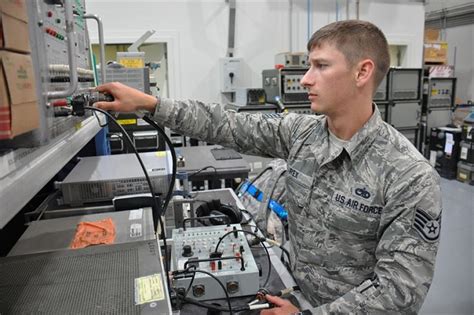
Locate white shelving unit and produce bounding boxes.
[0,115,104,228]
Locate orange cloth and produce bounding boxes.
[70,218,116,249]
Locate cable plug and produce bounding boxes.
[249,236,266,246]
[264,238,280,247]
[248,303,273,310]
[248,288,269,305]
[209,251,223,259]
[71,94,86,116]
[274,96,286,113]
[275,286,300,297]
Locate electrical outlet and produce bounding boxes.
[220,57,243,93]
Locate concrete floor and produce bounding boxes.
[420,178,474,315]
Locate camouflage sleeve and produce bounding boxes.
[152,98,298,159]
[307,161,442,315]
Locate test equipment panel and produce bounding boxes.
[262,68,309,104]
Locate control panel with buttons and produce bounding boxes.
[42,1,90,70]
[171,224,260,300]
[38,0,94,99]
[283,74,305,94]
[262,68,310,104]
[427,78,456,108]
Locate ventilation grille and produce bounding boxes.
[283,93,310,103]
[393,91,418,100]
[0,247,140,314]
[430,97,452,107]
[106,68,146,91]
[78,182,109,200]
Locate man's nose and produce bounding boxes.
[300,70,313,88]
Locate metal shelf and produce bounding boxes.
[0,115,103,228]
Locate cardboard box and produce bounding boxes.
[0,51,39,140]
[424,41,448,64]
[0,0,28,22]
[0,0,30,53]
[424,28,440,42]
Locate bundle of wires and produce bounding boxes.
[84,106,177,296]
[83,105,295,313]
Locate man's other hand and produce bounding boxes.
[95,82,158,113]
[260,295,299,315]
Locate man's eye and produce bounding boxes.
[316,64,327,69]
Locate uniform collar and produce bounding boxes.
[319,104,383,164]
[348,104,383,162]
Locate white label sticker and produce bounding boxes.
[129,208,143,220]
[177,259,187,270]
[130,223,143,238]
[429,150,437,167]
[137,118,147,126]
[444,133,454,155]
[134,274,164,305]
[253,161,263,169]
[460,147,468,160]
[467,126,472,140]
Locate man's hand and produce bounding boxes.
[260,295,300,315]
[94,82,158,113]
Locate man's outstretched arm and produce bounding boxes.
[95,82,305,159]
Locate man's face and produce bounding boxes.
[300,43,357,115]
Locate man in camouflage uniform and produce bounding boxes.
[96,20,441,315]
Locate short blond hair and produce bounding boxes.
[307,20,390,90]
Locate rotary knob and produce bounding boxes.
[182,245,193,257]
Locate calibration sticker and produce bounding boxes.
[130,223,143,238]
[129,208,143,220]
[135,274,165,305]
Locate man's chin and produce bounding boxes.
[310,102,325,114]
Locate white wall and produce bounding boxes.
[86,0,425,102]
[446,24,474,103]
[293,0,425,67]
[424,0,473,102]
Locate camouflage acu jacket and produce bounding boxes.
[153,98,442,314]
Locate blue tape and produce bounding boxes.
[239,180,288,220]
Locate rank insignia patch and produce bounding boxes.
[414,208,441,243]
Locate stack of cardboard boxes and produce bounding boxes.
[424,28,448,64]
[0,0,39,141]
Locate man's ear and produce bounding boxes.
[354,59,375,88]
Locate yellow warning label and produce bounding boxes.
[135,274,164,305]
[155,151,166,157]
[459,173,467,180]
[117,119,137,125]
[118,59,145,68]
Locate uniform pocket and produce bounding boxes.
[286,175,311,210]
[324,195,380,238]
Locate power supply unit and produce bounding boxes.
[57,152,172,206]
